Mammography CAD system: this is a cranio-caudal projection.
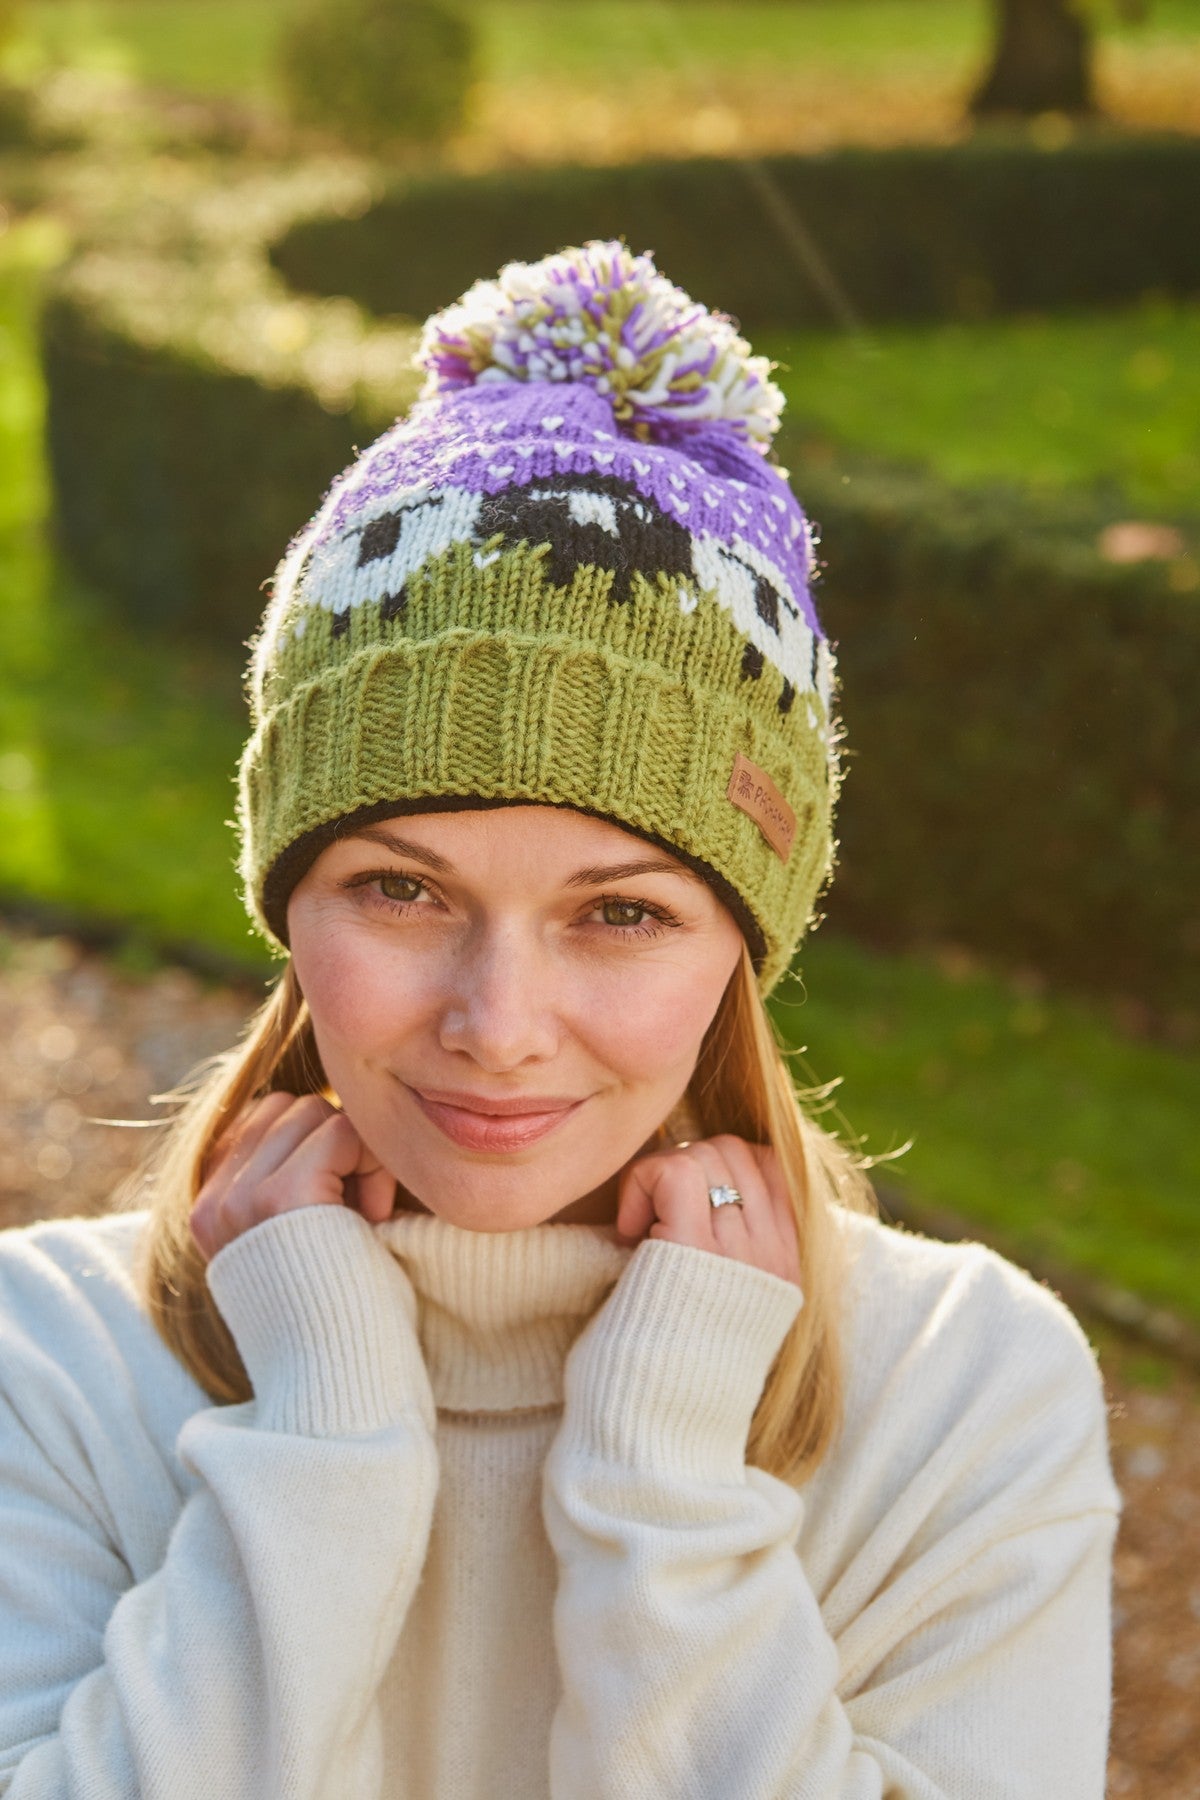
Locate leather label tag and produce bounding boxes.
[726,752,796,863]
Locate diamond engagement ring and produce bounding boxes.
[708,1184,744,1209]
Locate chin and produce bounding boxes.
[391,1148,613,1233]
[395,1192,584,1235]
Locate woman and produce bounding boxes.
[0,242,1119,1797]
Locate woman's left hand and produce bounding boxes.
[615,1135,802,1290]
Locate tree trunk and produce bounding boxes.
[970,0,1096,117]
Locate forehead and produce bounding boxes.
[319,804,699,877]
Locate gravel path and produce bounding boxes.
[1,917,1196,1795]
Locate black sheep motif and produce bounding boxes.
[476,473,695,605]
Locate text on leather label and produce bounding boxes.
[726,752,796,863]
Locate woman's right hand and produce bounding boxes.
[190,1091,398,1264]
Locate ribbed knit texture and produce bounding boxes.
[206,1205,434,1436]
[552,1235,802,1480]
[236,379,838,994]
[373,1207,632,1410]
[0,1203,1120,1797]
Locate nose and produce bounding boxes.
[437,922,560,1072]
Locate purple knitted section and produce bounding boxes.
[315,382,823,639]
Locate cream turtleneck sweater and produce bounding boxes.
[0,1198,1119,1797]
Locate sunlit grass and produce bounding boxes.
[773,939,1200,1325]
[766,297,1200,516]
[7,1,993,99]
[19,1,1200,91]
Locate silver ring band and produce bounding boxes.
[708,1184,744,1210]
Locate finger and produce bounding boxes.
[201,1091,297,1184]
[764,1160,803,1285]
[215,1098,347,1237]
[615,1153,668,1243]
[721,1138,801,1282]
[348,1139,398,1223]
[216,1094,336,1196]
[733,1140,798,1244]
[620,1141,745,1248]
[192,1101,352,1260]
[619,1143,720,1243]
[705,1135,774,1234]
[665,1138,786,1269]
[751,1141,795,1227]
[640,1147,728,1252]
[218,1113,354,1244]
[669,1139,754,1228]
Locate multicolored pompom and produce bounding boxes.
[415,240,784,451]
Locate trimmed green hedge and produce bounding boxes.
[781,451,1200,1013]
[41,161,418,636]
[39,148,1200,1014]
[270,134,1200,332]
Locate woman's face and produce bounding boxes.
[287,806,743,1232]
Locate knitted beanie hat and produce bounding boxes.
[235,241,840,996]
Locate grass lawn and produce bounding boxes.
[2,215,1198,1326]
[771,946,1200,1328]
[11,2,1200,157]
[765,297,1200,517]
[17,1,1200,93]
[5,2,1006,99]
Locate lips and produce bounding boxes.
[404,1085,587,1153]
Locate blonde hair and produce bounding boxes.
[125,940,878,1484]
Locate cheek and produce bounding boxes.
[294,932,428,1063]
[583,960,731,1082]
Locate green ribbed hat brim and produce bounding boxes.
[237,630,832,994]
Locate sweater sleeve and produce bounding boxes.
[0,1205,439,1800]
[541,1235,1120,1800]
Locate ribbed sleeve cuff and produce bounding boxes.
[560,1237,804,1480]
[206,1206,435,1439]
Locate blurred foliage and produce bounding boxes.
[40,159,418,643]
[278,0,477,153]
[0,78,35,149]
[0,216,255,966]
[269,134,1200,332]
[780,448,1199,1019]
[0,0,31,149]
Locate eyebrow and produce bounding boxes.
[340,826,700,887]
[563,859,702,889]
[342,827,454,871]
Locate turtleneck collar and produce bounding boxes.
[374,1208,636,1412]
